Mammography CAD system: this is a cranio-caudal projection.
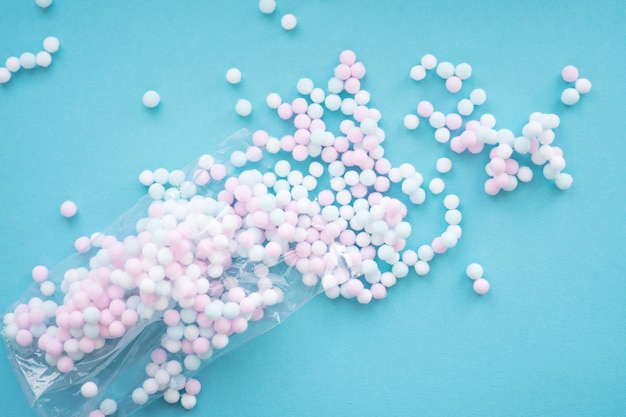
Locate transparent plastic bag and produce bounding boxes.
[2,128,355,417]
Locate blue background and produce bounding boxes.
[1,1,625,416]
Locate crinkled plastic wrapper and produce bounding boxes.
[2,129,355,417]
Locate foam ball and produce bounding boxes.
[60,201,77,218]
[404,114,419,130]
[466,263,483,280]
[473,278,490,295]
[142,90,160,108]
[561,65,579,82]
[36,0,52,9]
[575,78,592,94]
[226,67,242,84]
[235,99,252,116]
[258,0,276,14]
[281,14,297,30]
[80,382,98,398]
[561,88,580,105]
[43,37,60,54]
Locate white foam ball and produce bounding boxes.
[561,88,580,105]
[235,99,252,116]
[404,114,420,130]
[226,67,242,84]
[143,90,161,108]
[258,0,276,14]
[281,14,297,30]
[466,263,483,280]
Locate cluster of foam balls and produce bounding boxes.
[0,36,60,84]
[405,54,590,194]
[3,49,588,416]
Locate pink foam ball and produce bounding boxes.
[78,337,96,353]
[344,77,361,94]
[280,135,296,152]
[445,76,463,93]
[246,146,263,163]
[321,147,338,163]
[350,62,366,79]
[494,173,509,188]
[370,283,387,299]
[228,287,246,303]
[239,297,256,315]
[192,337,211,355]
[89,411,105,417]
[108,321,126,338]
[231,317,249,333]
[317,190,335,206]
[56,356,74,373]
[292,145,309,161]
[561,65,579,82]
[151,348,168,364]
[292,98,308,114]
[334,64,351,80]
[277,103,293,120]
[213,317,231,334]
[484,179,500,195]
[505,158,520,175]
[252,130,269,147]
[339,50,357,66]
[16,329,33,346]
[445,113,463,131]
[417,100,434,117]
[209,164,226,181]
[473,278,490,295]
[431,237,447,254]
[351,184,368,198]
[32,265,49,282]
[60,201,78,218]
[345,279,364,296]
[185,379,202,395]
[46,339,63,356]
[467,141,484,154]
[449,136,466,153]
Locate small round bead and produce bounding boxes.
[466,263,483,280]
[436,158,452,174]
[404,114,420,130]
[281,14,297,30]
[235,99,252,116]
[561,88,580,105]
[60,200,78,218]
[561,65,579,82]
[43,36,60,54]
[259,0,276,14]
[81,381,98,398]
[142,90,160,108]
[226,67,242,84]
[473,278,490,295]
[575,78,592,94]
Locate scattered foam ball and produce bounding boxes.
[575,78,592,94]
[32,265,48,282]
[428,178,445,194]
[473,278,490,295]
[454,63,472,80]
[142,90,161,108]
[181,394,197,410]
[403,114,420,130]
[266,92,282,109]
[235,99,252,116]
[0,68,11,83]
[420,53,437,70]
[258,0,276,14]
[436,157,452,173]
[561,88,580,105]
[555,173,573,190]
[226,67,242,84]
[410,65,426,81]
[469,88,487,105]
[80,382,98,398]
[36,0,52,8]
[60,201,77,218]
[281,14,297,30]
[43,36,60,54]
[466,263,483,280]
[561,65,579,82]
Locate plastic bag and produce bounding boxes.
[2,128,355,417]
